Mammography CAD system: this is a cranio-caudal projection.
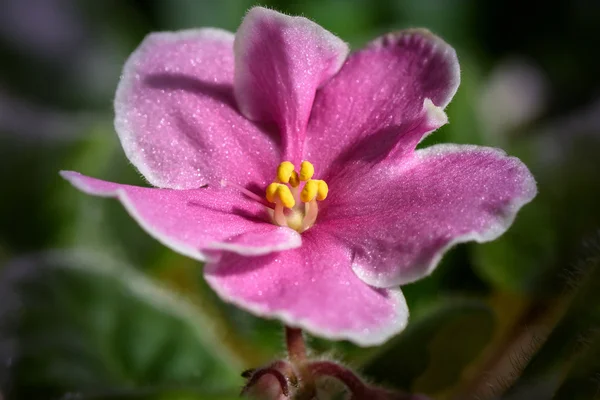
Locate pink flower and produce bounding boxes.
[61,7,536,346]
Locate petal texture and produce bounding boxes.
[234,7,349,163]
[305,29,460,178]
[115,28,280,189]
[204,227,408,346]
[317,145,537,287]
[61,171,301,260]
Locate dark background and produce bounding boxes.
[1,1,599,399]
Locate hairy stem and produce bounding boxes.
[309,361,369,399]
[285,326,307,363]
[285,326,316,399]
[450,295,568,400]
[241,367,290,397]
[309,361,416,400]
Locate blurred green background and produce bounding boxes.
[1,0,599,399]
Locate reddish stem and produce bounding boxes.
[284,326,316,399]
[240,366,290,397]
[285,326,307,363]
[309,361,368,399]
[308,361,413,400]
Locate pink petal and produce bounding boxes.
[204,227,408,346]
[317,145,536,287]
[305,30,459,177]
[115,28,281,189]
[60,171,301,260]
[234,7,349,164]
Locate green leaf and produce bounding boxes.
[1,250,244,400]
[151,254,284,366]
[361,298,495,395]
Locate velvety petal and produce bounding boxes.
[305,29,459,178]
[204,227,408,346]
[61,171,301,260]
[234,7,349,163]
[317,145,537,287]
[115,28,281,190]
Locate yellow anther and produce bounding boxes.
[316,180,328,201]
[277,161,295,183]
[277,185,295,208]
[289,171,300,188]
[301,179,319,202]
[266,182,280,203]
[265,161,328,230]
[266,182,296,208]
[299,161,314,181]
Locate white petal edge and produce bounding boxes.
[416,98,449,145]
[423,98,449,126]
[370,28,461,109]
[352,144,538,288]
[60,171,302,262]
[233,6,350,121]
[204,264,409,347]
[114,28,236,190]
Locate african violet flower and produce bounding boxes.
[61,7,536,346]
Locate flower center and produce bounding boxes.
[265,161,328,233]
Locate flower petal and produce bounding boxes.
[234,7,349,163]
[60,171,301,260]
[115,28,280,189]
[305,29,459,177]
[204,228,408,346]
[318,145,536,287]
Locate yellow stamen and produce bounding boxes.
[277,185,295,208]
[264,160,328,232]
[300,179,319,203]
[273,200,287,227]
[303,199,318,230]
[289,171,300,188]
[266,182,296,208]
[277,161,295,183]
[299,161,314,181]
[266,182,279,203]
[316,180,328,201]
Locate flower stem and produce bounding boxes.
[284,326,317,399]
[308,361,413,400]
[285,326,307,363]
[240,366,290,397]
[450,294,568,400]
[309,361,367,399]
